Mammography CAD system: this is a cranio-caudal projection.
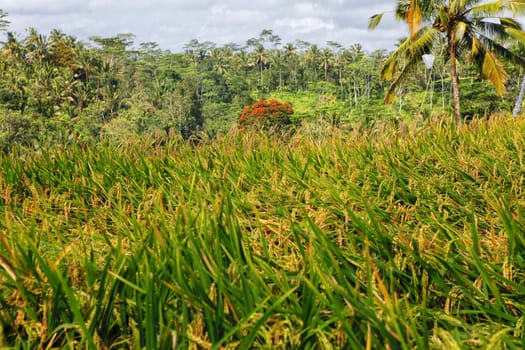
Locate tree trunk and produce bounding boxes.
[260,63,264,90]
[513,73,525,118]
[279,65,283,91]
[449,38,461,125]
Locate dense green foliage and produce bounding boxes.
[1,117,525,348]
[0,21,524,148]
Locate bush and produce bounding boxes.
[237,99,294,131]
[0,109,43,152]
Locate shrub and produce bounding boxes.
[0,109,43,152]
[237,99,294,131]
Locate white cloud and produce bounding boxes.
[294,3,321,16]
[3,0,88,15]
[1,0,407,52]
[276,17,335,33]
[211,5,269,24]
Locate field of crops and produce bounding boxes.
[0,118,524,349]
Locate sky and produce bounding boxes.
[1,0,407,53]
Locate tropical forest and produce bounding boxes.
[1,0,525,348]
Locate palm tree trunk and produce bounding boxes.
[449,39,461,125]
[279,65,283,91]
[513,73,525,118]
[259,63,264,91]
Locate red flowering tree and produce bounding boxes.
[237,99,294,131]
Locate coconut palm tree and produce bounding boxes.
[370,0,525,124]
[305,44,321,81]
[250,44,268,90]
[284,43,298,90]
[24,28,50,67]
[320,48,334,82]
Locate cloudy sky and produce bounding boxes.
[2,0,407,52]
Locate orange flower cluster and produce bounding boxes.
[238,99,294,130]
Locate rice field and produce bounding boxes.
[0,117,524,349]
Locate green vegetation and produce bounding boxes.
[0,117,525,348]
[0,10,524,147]
[1,4,525,349]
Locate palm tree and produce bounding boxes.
[284,43,298,90]
[0,9,9,32]
[1,32,28,111]
[3,32,26,67]
[320,48,334,82]
[305,44,321,81]
[24,28,50,67]
[210,47,229,75]
[370,0,525,124]
[251,44,268,90]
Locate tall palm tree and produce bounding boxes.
[284,43,298,90]
[370,0,525,124]
[305,44,321,81]
[1,32,28,111]
[210,47,229,75]
[320,48,334,82]
[251,44,268,90]
[24,28,50,67]
[349,43,366,63]
[3,32,26,68]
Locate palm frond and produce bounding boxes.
[408,26,441,57]
[473,20,511,41]
[470,35,483,56]
[395,0,412,21]
[406,1,423,38]
[381,26,438,74]
[469,1,505,16]
[499,17,523,30]
[489,34,525,67]
[384,55,420,104]
[470,0,525,17]
[380,36,413,81]
[369,14,384,30]
[462,34,486,63]
[505,0,525,15]
[481,50,507,95]
[465,31,511,94]
[381,58,398,81]
[381,27,439,104]
[505,27,525,45]
[418,0,443,15]
[451,0,464,14]
[477,33,525,66]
